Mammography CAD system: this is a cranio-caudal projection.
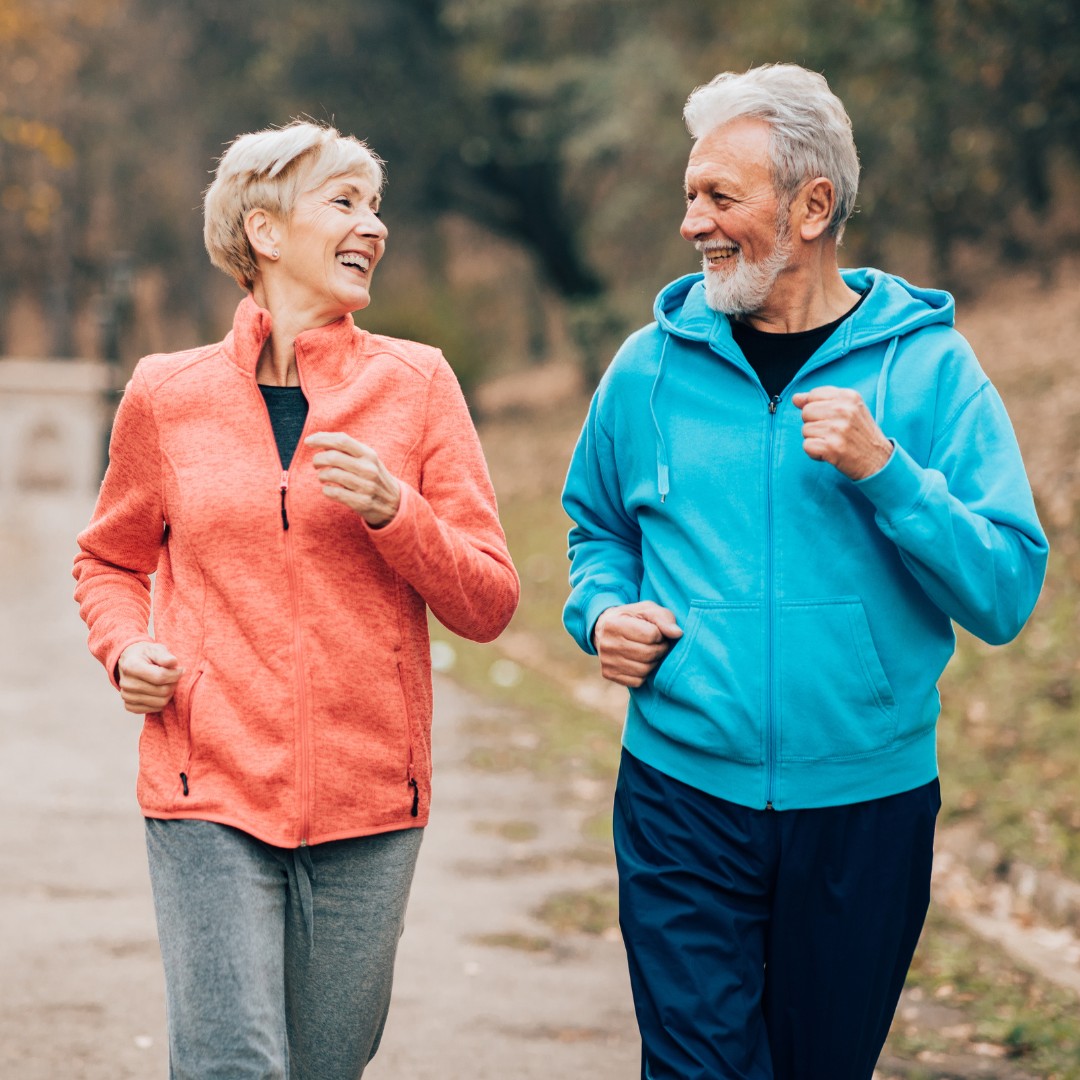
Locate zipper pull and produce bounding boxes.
[768,395,781,415]
[180,772,189,797]
[279,470,290,530]
[409,777,419,817]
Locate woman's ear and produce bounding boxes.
[244,208,282,261]
[794,177,836,242]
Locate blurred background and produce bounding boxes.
[2,0,1078,384]
[2,0,1080,1075]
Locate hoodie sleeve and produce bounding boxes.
[364,355,519,643]
[562,385,644,655]
[854,379,1048,645]
[72,366,162,687]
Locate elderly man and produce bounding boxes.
[562,64,1047,1079]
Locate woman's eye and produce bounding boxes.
[333,196,353,208]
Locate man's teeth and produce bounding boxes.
[337,253,371,271]
[706,248,738,263]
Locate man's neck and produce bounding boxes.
[737,248,860,335]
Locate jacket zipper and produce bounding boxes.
[256,374,314,847]
[765,394,781,809]
[280,468,312,845]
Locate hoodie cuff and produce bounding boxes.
[581,592,632,656]
[852,440,930,524]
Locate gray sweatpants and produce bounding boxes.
[144,818,423,1080]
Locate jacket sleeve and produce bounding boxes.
[364,356,519,642]
[72,366,163,686]
[561,386,644,656]
[854,380,1048,645]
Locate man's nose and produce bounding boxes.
[680,199,712,243]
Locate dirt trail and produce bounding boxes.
[0,495,638,1079]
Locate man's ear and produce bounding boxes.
[794,177,836,242]
[244,208,281,260]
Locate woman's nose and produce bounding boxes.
[357,210,388,241]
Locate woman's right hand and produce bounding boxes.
[117,642,184,714]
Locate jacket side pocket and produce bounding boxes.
[175,663,205,793]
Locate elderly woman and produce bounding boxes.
[73,121,519,1079]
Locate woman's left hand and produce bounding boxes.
[305,432,401,528]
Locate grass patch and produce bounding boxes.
[473,819,541,843]
[472,931,552,953]
[882,907,1080,1076]
[535,885,619,936]
[939,555,1080,878]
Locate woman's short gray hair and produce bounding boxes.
[684,64,859,241]
[204,120,384,289]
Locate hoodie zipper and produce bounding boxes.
[765,394,781,809]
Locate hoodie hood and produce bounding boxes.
[654,267,955,356]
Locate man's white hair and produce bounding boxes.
[684,64,859,242]
[204,120,384,290]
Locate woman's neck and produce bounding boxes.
[249,280,321,387]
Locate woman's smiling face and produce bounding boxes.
[275,172,388,321]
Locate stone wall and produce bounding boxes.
[0,359,114,505]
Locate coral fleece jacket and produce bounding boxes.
[74,296,519,847]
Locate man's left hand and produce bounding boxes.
[791,386,893,481]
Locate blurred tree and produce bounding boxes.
[0,0,1076,361]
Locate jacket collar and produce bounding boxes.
[221,294,362,390]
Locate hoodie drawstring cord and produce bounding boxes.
[650,336,671,502]
[874,337,900,427]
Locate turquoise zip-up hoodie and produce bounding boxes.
[563,268,1048,809]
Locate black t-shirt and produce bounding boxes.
[731,290,868,400]
[259,385,309,469]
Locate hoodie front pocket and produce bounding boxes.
[778,598,897,761]
[642,600,764,764]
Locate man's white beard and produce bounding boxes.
[700,216,793,317]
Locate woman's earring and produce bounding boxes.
[271,249,279,259]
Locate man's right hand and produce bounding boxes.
[593,602,683,688]
[117,641,184,714]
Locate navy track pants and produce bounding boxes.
[614,749,940,1080]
